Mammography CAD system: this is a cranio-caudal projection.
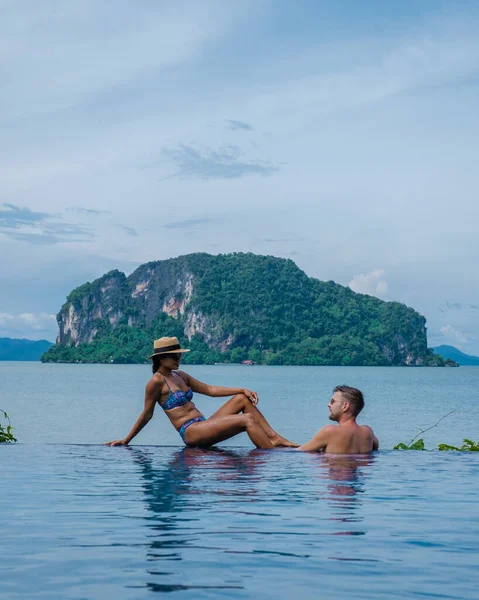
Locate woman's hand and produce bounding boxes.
[104,438,129,447]
[243,388,259,406]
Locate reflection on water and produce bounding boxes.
[129,447,269,593]
[3,445,479,600]
[318,455,375,525]
[127,448,378,592]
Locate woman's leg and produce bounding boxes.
[183,413,274,449]
[210,394,298,447]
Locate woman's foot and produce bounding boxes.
[271,434,299,448]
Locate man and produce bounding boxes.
[298,385,379,453]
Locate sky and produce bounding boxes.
[1,0,478,354]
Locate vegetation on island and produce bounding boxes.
[0,410,17,443]
[42,253,449,366]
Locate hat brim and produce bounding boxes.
[147,348,191,360]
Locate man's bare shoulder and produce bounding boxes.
[298,424,337,452]
[319,424,338,436]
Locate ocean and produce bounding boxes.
[2,363,478,599]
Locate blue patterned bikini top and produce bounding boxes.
[161,376,193,411]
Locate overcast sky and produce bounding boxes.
[1,1,478,354]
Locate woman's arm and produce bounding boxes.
[106,379,160,446]
[178,371,259,405]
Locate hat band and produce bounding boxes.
[153,343,181,355]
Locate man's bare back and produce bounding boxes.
[298,385,379,454]
[299,421,378,453]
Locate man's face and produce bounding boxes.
[328,391,346,422]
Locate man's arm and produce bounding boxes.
[298,425,335,452]
[372,433,379,451]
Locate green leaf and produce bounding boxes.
[409,439,425,450]
[461,439,479,451]
[438,443,460,451]
[438,439,479,451]
[394,439,425,450]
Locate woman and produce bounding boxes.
[106,336,297,449]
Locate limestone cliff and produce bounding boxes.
[57,270,130,345]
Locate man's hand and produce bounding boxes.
[243,388,258,406]
[104,439,129,447]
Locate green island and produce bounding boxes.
[42,252,453,367]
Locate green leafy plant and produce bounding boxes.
[394,412,478,451]
[438,439,479,452]
[0,410,17,443]
[394,411,454,450]
[394,439,425,450]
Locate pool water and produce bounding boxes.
[2,444,478,599]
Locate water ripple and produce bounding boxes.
[2,445,478,600]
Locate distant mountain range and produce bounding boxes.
[433,345,479,366]
[0,338,54,361]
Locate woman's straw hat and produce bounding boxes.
[147,336,190,360]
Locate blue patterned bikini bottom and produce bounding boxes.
[178,416,206,444]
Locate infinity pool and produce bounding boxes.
[2,444,478,599]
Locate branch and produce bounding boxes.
[408,410,455,445]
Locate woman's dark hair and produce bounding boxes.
[333,385,365,416]
[152,355,162,374]
[152,353,181,374]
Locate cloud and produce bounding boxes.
[118,225,138,237]
[438,301,463,312]
[1,1,254,121]
[1,223,93,245]
[0,203,53,228]
[0,312,57,339]
[165,218,221,230]
[161,144,279,180]
[0,203,94,244]
[68,208,111,215]
[1,3,479,353]
[437,301,477,314]
[439,324,472,345]
[349,269,389,298]
[4,232,71,245]
[262,237,302,243]
[446,301,462,310]
[226,119,253,131]
[427,302,479,352]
